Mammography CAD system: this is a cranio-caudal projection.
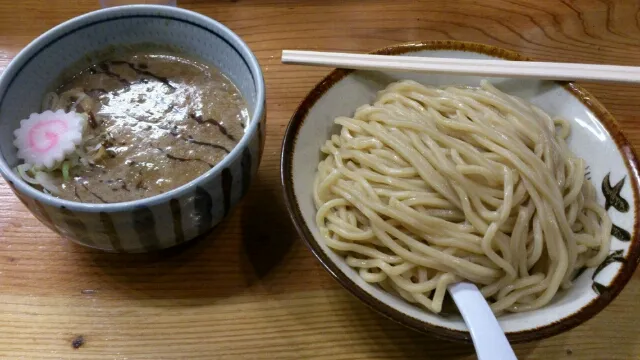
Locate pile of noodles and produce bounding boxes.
[313,80,611,314]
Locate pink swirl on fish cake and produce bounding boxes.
[27,119,68,153]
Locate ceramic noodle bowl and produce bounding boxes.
[281,41,640,342]
[0,5,266,252]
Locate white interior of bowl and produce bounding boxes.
[290,49,636,333]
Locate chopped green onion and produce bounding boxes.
[16,164,39,184]
[62,161,70,181]
[34,171,60,195]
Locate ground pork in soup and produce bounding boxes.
[38,50,248,203]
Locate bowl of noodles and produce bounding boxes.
[281,41,640,342]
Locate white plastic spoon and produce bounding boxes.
[448,282,518,360]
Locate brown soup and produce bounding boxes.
[41,50,248,203]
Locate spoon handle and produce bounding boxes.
[448,282,518,360]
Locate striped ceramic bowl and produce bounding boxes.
[0,6,266,252]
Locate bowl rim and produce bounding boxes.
[0,4,265,212]
[280,40,640,343]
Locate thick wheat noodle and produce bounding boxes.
[313,80,612,314]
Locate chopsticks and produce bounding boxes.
[281,50,640,84]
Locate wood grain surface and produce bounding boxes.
[1,0,640,359]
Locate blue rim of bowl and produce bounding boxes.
[280,40,640,343]
[0,5,265,212]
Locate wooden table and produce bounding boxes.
[1,0,639,359]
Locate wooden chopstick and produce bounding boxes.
[281,50,640,84]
